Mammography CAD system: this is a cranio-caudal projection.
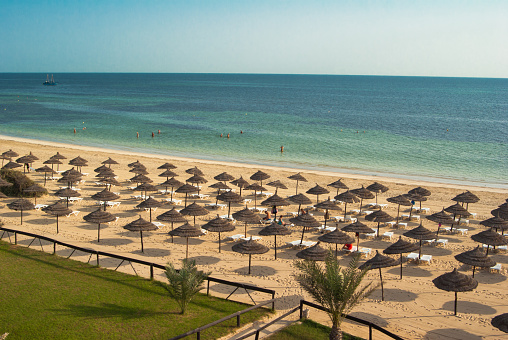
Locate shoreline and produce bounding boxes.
[1,134,507,194]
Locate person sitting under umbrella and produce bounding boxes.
[343,243,353,251]
[277,216,286,226]
[263,210,271,220]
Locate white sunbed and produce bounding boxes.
[317,225,336,233]
[364,230,378,238]
[490,263,502,273]
[227,234,245,241]
[387,221,407,229]
[219,215,236,222]
[419,255,432,264]
[406,253,420,261]
[35,204,49,211]
[366,203,388,209]
[356,247,372,257]
[66,210,80,217]
[158,189,176,195]
[190,193,210,199]
[205,203,227,209]
[455,218,469,226]
[435,239,448,247]
[401,214,420,221]
[241,236,262,242]
[286,240,316,248]
[250,207,267,212]
[152,221,165,229]
[382,231,394,240]
[456,228,468,236]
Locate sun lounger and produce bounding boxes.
[401,214,420,221]
[365,230,378,238]
[131,195,147,200]
[250,207,267,212]
[258,192,273,197]
[35,204,49,211]
[356,247,372,257]
[419,255,432,264]
[127,186,137,190]
[435,239,448,247]
[227,234,245,241]
[456,228,468,236]
[334,215,357,223]
[382,231,394,240]
[387,221,407,229]
[490,263,502,273]
[241,236,262,241]
[317,225,336,233]
[260,218,274,224]
[162,198,182,205]
[205,203,227,209]
[190,193,210,199]
[414,207,430,214]
[66,210,80,217]
[455,218,469,226]
[440,226,452,233]
[286,240,316,248]
[498,245,508,252]
[242,199,252,204]
[152,221,165,229]
[107,216,120,225]
[158,189,176,195]
[406,253,419,261]
[343,245,358,254]
[366,203,388,209]
[220,215,235,222]
[61,197,82,203]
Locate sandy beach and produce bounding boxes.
[1,135,507,339]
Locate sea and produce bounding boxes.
[0,73,507,189]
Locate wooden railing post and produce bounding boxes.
[96,253,99,267]
[237,314,241,327]
[207,279,210,296]
[150,265,154,280]
[299,300,304,319]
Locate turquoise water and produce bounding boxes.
[0,73,507,188]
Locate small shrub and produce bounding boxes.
[0,169,46,197]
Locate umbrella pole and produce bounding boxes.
[184,193,188,207]
[400,254,403,279]
[300,227,306,245]
[228,202,231,219]
[56,216,59,234]
[254,191,257,210]
[454,292,458,316]
[171,222,174,243]
[248,254,252,275]
[376,193,378,205]
[140,231,144,252]
[396,205,400,225]
[419,240,422,259]
[356,235,360,251]
[377,222,380,237]
[359,198,363,214]
[150,209,152,222]
[472,266,476,278]
[295,180,298,195]
[20,209,23,225]
[186,237,189,259]
[450,213,456,233]
[274,235,277,260]
[344,202,348,220]
[218,232,221,253]
[335,243,338,258]
[244,222,247,238]
[98,223,101,242]
[379,268,384,301]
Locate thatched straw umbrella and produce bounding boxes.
[202,216,235,253]
[23,184,46,205]
[290,213,321,245]
[160,177,183,200]
[403,224,436,258]
[159,169,178,181]
[250,170,270,187]
[99,177,122,191]
[42,201,72,234]
[232,237,269,275]
[186,174,208,194]
[359,250,400,301]
[158,162,177,170]
[91,189,119,211]
[130,166,148,175]
[335,190,360,221]
[127,160,144,168]
[491,204,508,221]
[168,222,205,259]
[327,178,348,196]
[16,155,35,173]
[180,202,209,226]
[157,207,187,243]
[341,221,375,251]
[136,197,163,222]
[383,236,420,279]
[83,209,117,242]
[43,157,63,172]
[387,195,412,225]
[315,197,341,229]
[185,166,204,176]
[318,228,354,257]
[7,198,35,224]
[2,149,18,161]
[432,268,478,316]
[426,208,454,236]
[35,165,56,186]
[95,167,116,180]
[455,246,495,277]
[492,314,508,333]
[288,193,312,216]
[351,186,375,214]
[94,164,109,173]
[452,191,480,210]
[230,176,250,196]
[130,174,152,185]
[480,216,508,233]
[0,178,12,188]
[267,180,287,195]
[101,157,119,168]
[175,183,199,207]
[261,194,290,221]
[134,183,158,199]
[471,228,507,255]
[123,216,158,252]
[217,190,243,218]
[3,161,22,170]
[210,182,230,205]
[296,242,328,261]
[68,156,88,172]
[54,187,80,208]
[258,221,291,259]
[51,152,66,162]
[214,172,235,185]
[232,206,260,238]
[245,183,266,210]
[306,184,330,204]
[58,169,82,188]
[404,193,427,220]
[366,182,389,205]
[288,173,307,195]
[365,209,394,236]
[408,186,431,198]
[445,203,471,233]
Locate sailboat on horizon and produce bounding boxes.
[43,74,57,86]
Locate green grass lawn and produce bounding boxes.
[0,240,270,339]
[264,319,364,340]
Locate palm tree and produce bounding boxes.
[164,259,210,314]
[295,252,377,340]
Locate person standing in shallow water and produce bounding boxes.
[280,146,284,153]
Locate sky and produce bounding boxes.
[1,0,507,77]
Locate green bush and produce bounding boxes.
[0,169,47,198]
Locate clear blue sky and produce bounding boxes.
[1,0,507,77]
